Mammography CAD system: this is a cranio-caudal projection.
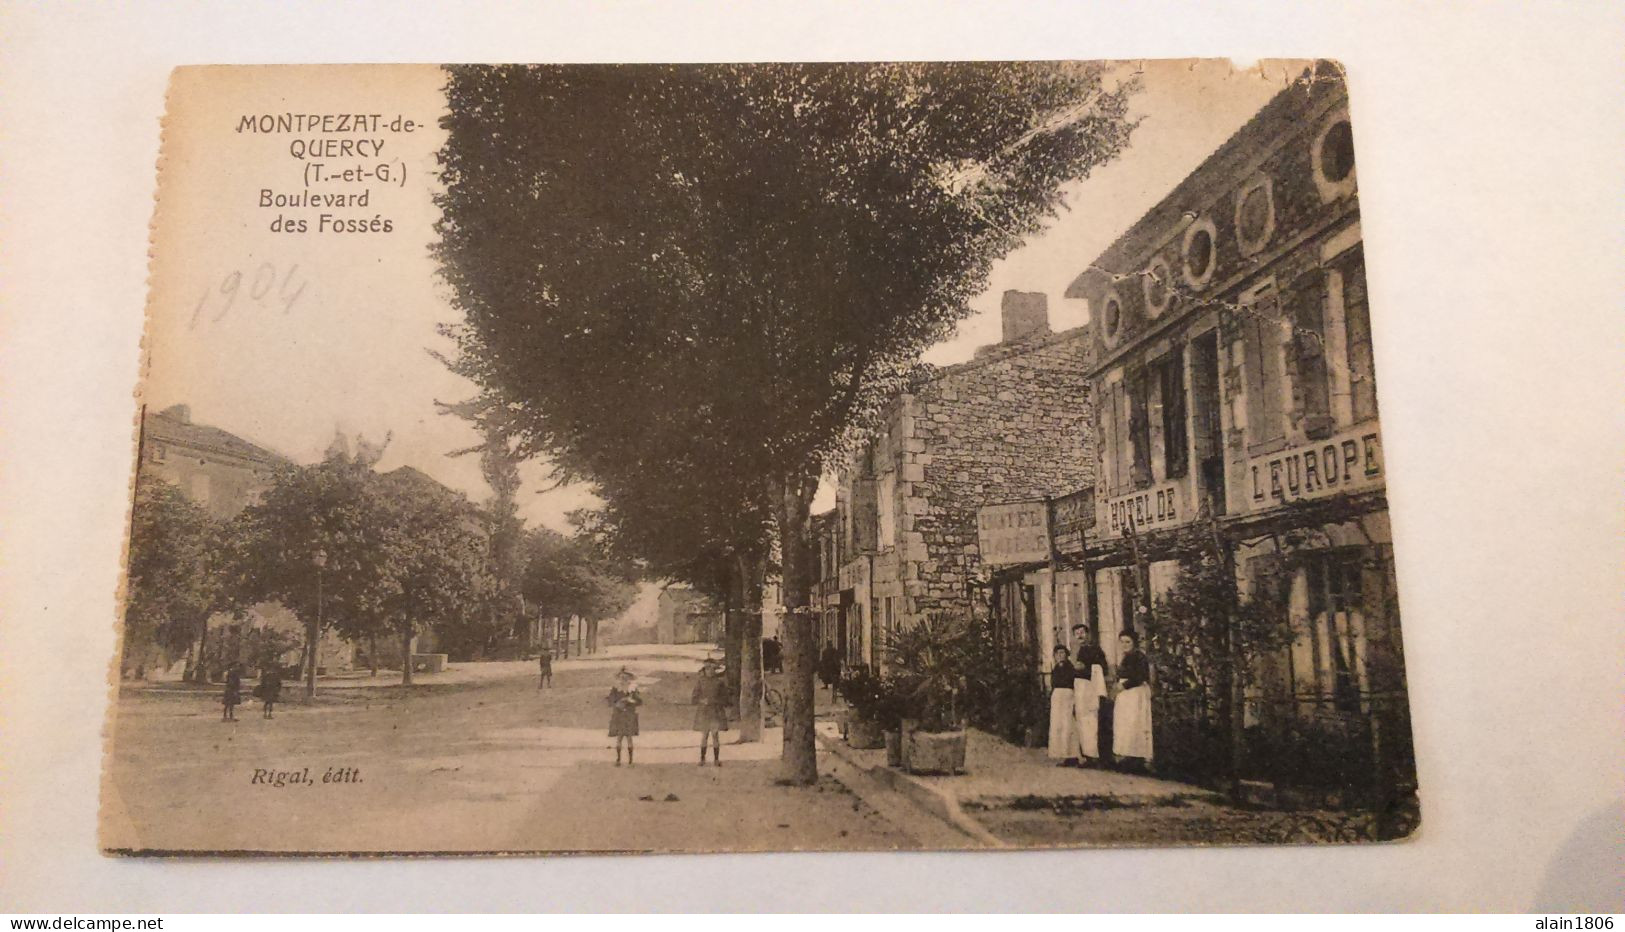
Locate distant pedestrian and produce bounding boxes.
[1112,631,1153,770]
[606,667,643,766]
[693,656,730,766]
[221,662,243,722]
[1046,645,1079,765]
[256,664,283,719]
[762,636,782,675]
[818,643,841,693]
[537,647,554,689]
[1071,623,1110,765]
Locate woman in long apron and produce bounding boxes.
[1070,624,1109,764]
[1046,645,1079,765]
[1111,631,1154,769]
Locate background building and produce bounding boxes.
[654,585,723,645]
[813,292,1094,669]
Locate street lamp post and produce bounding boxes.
[308,548,327,699]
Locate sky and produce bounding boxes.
[143,61,1287,534]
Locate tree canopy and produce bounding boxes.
[435,62,1138,781]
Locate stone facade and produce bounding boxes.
[1055,61,1412,788]
[814,293,1094,668]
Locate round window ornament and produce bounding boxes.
[1234,174,1276,257]
[1100,289,1125,349]
[1312,109,1358,201]
[1143,256,1174,319]
[1181,217,1218,291]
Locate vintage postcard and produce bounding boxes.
[104,59,1419,855]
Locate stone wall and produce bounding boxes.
[874,327,1094,626]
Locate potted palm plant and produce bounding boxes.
[837,665,889,750]
[886,614,976,775]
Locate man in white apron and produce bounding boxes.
[1070,623,1109,765]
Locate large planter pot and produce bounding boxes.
[899,718,919,770]
[846,715,886,750]
[904,728,967,775]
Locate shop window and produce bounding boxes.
[1239,282,1287,449]
[1304,549,1368,712]
[1154,348,1188,480]
[1235,174,1277,257]
[1182,218,1217,290]
[1143,256,1174,319]
[1312,110,1358,201]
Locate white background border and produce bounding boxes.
[2,0,1621,913]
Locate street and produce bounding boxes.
[102,645,913,854]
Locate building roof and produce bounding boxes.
[1064,60,1344,297]
[144,404,290,467]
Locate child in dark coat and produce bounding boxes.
[606,668,643,766]
[222,663,243,722]
[692,657,730,766]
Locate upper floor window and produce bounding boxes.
[1312,109,1358,201]
[1181,217,1217,291]
[1101,289,1125,349]
[149,442,167,463]
[1239,281,1288,450]
[1235,174,1277,257]
[1143,256,1174,319]
[1153,347,1189,480]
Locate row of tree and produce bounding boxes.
[432,62,1139,782]
[121,442,636,694]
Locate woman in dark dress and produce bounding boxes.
[606,668,643,766]
[257,664,283,719]
[818,643,841,692]
[221,662,243,722]
[1111,631,1153,769]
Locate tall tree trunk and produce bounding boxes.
[303,614,318,698]
[774,472,819,785]
[400,625,414,686]
[724,561,744,719]
[738,549,766,742]
[190,616,211,684]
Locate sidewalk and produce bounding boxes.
[816,722,1223,848]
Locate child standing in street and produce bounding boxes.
[692,656,730,766]
[221,662,243,722]
[606,667,642,766]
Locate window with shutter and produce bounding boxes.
[1335,246,1378,422]
[1240,283,1287,449]
[1293,272,1334,439]
[1127,367,1152,488]
[1157,347,1189,479]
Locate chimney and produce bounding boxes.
[159,403,191,424]
[1000,290,1050,343]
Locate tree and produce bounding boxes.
[520,526,638,643]
[233,454,401,696]
[374,470,491,685]
[436,62,1136,782]
[122,477,230,679]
